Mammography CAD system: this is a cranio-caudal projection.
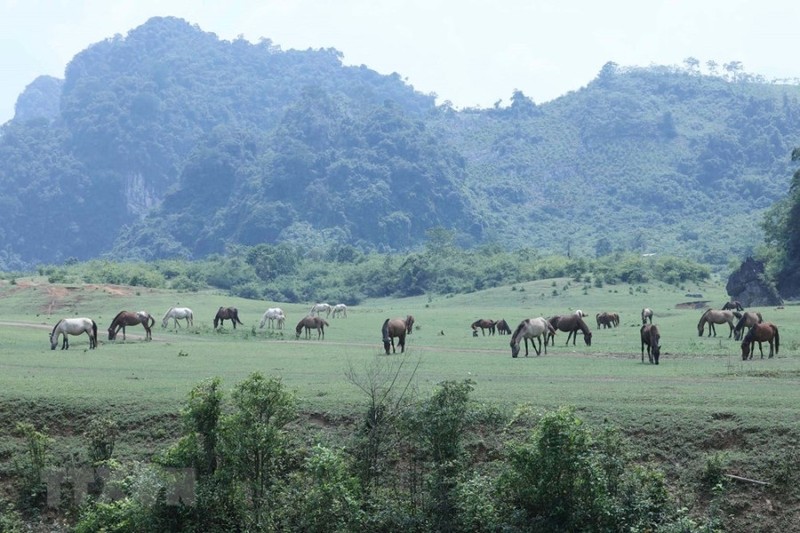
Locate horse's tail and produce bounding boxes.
[91,320,98,348]
[774,325,780,355]
[146,315,156,329]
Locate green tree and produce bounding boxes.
[220,372,296,530]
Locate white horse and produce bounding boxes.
[260,307,286,329]
[332,303,347,318]
[50,317,98,350]
[510,317,555,357]
[161,306,194,329]
[309,303,332,317]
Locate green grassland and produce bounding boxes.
[2,275,800,529]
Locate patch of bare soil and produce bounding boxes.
[675,300,710,309]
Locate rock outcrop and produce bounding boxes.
[726,257,783,307]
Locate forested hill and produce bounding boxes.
[1,16,799,270]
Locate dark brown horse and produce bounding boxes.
[382,315,414,354]
[214,307,244,329]
[741,322,779,360]
[471,318,496,336]
[596,311,619,329]
[108,310,155,341]
[549,312,592,346]
[733,311,763,341]
[295,316,329,340]
[640,324,661,364]
[495,319,512,335]
[722,300,744,311]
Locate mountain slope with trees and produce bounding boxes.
[1,16,799,270]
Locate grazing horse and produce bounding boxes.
[549,313,592,346]
[108,310,155,341]
[723,300,744,311]
[596,311,619,329]
[162,307,194,329]
[510,317,556,357]
[50,318,98,350]
[741,322,779,360]
[641,308,654,325]
[214,307,244,329]
[295,316,329,340]
[259,307,286,329]
[640,324,661,364]
[310,303,332,317]
[733,311,763,341]
[331,303,348,318]
[382,315,414,354]
[495,319,512,335]
[697,309,736,338]
[471,319,496,336]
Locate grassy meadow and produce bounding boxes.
[2,274,800,529]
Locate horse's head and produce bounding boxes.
[49,332,57,350]
[510,340,520,358]
[108,328,116,341]
[584,331,592,346]
[741,342,751,360]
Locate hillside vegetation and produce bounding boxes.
[2,16,800,270]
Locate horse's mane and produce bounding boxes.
[510,319,527,343]
[50,319,64,335]
[576,316,591,335]
[111,310,128,324]
[382,318,391,342]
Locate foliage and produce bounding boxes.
[85,417,118,465]
[2,16,800,270]
[12,422,51,513]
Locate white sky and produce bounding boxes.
[2,0,800,124]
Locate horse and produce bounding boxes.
[723,300,744,311]
[641,308,654,325]
[310,303,332,318]
[596,311,619,329]
[108,310,155,341]
[495,319,512,335]
[50,318,98,350]
[471,319,496,336]
[214,307,244,329]
[549,313,592,346]
[510,317,556,357]
[697,309,736,338]
[331,303,348,318]
[640,324,661,364]
[295,316,329,340]
[259,307,286,329]
[741,322,779,360]
[382,315,414,354]
[161,307,194,329]
[733,311,763,341]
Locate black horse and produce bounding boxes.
[214,307,244,329]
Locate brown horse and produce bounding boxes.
[723,300,744,311]
[741,322,779,360]
[295,316,329,340]
[382,315,414,354]
[108,310,155,341]
[596,311,619,329]
[640,324,661,364]
[214,307,244,329]
[641,308,653,325]
[733,311,763,341]
[495,319,512,335]
[471,318,496,336]
[697,309,736,338]
[549,313,592,346]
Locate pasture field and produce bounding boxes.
[2,275,800,529]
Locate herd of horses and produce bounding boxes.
[47,301,348,350]
[45,297,780,362]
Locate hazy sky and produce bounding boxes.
[2,0,799,124]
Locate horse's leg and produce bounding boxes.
[728,323,733,339]
[63,334,69,350]
[399,334,405,353]
[533,337,541,356]
[708,323,715,337]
